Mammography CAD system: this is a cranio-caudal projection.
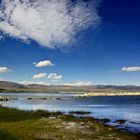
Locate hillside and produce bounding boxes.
[0,81,29,92]
[0,81,140,93]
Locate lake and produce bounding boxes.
[0,93,140,133]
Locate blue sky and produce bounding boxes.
[0,0,140,85]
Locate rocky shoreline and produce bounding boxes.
[0,106,140,140]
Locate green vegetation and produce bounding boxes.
[0,88,18,93]
[69,111,91,115]
[98,118,111,123]
[0,106,139,140]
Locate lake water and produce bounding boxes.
[0,93,140,133]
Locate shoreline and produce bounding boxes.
[0,106,140,140]
[1,91,140,96]
[74,91,140,97]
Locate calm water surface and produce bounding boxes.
[0,93,140,132]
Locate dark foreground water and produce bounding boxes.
[0,93,140,133]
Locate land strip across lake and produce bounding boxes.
[74,91,140,97]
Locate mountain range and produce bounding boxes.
[0,81,140,93]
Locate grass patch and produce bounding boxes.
[0,130,17,140]
[34,109,63,117]
[0,106,37,122]
[0,106,63,122]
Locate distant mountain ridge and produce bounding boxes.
[0,81,140,92]
[0,81,28,89]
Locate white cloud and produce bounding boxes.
[32,73,47,79]
[34,60,54,67]
[19,81,35,85]
[47,73,62,80]
[0,0,100,48]
[122,67,140,72]
[0,66,11,73]
[19,81,47,85]
[32,72,62,80]
[64,81,92,86]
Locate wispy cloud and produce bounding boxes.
[122,67,140,72]
[0,0,100,48]
[34,60,54,67]
[64,81,92,86]
[0,66,11,73]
